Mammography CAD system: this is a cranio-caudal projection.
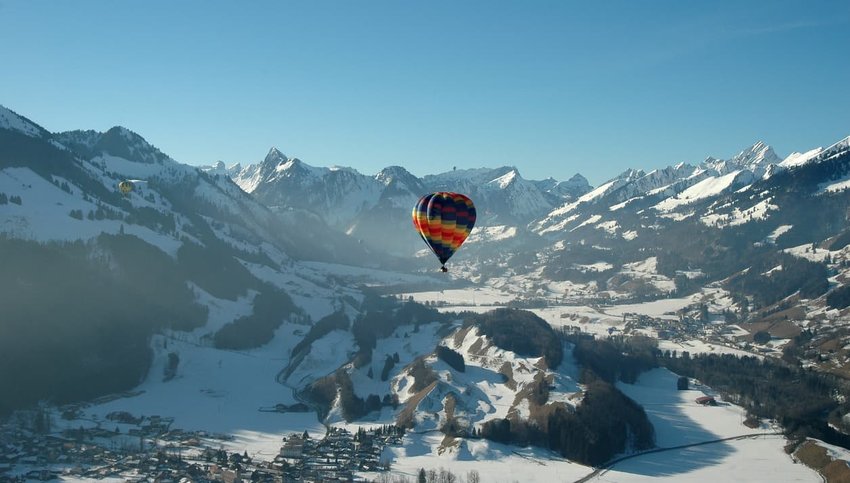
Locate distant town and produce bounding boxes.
[0,406,402,482]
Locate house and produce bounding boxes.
[280,439,305,459]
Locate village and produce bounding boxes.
[0,408,402,482]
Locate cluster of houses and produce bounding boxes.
[0,409,403,482]
[0,428,138,481]
[272,426,402,481]
[619,312,713,342]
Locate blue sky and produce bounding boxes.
[1,0,848,184]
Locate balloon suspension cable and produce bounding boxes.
[440,266,448,273]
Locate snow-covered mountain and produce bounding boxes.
[223,156,591,229]
[5,104,850,481]
[201,133,850,304]
[0,104,408,415]
[213,156,592,258]
[534,173,593,202]
[702,140,781,177]
[533,139,847,237]
[0,105,51,139]
[225,149,383,228]
[421,167,556,222]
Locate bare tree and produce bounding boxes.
[427,469,438,483]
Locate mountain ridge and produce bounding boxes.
[4,105,850,479]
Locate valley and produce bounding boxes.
[2,103,850,482]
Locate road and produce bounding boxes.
[276,363,330,438]
[574,431,783,483]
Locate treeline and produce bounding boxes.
[826,285,850,310]
[0,192,22,205]
[0,224,302,415]
[538,380,654,466]
[663,352,850,448]
[305,370,398,421]
[566,334,850,451]
[470,308,563,368]
[214,287,298,350]
[570,334,659,384]
[380,353,400,381]
[435,345,465,372]
[540,241,630,284]
[408,357,438,393]
[352,292,448,367]
[176,239,261,301]
[372,467,481,483]
[729,252,829,308]
[0,235,207,416]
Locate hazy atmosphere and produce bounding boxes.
[3,2,850,482]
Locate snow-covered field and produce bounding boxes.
[398,286,516,308]
[71,319,326,461]
[605,369,818,482]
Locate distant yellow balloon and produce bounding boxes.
[118,181,134,195]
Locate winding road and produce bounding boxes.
[573,431,783,482]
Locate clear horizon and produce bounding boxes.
[2,0,849,185]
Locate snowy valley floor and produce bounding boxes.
[41,280,823,482]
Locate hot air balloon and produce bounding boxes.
[412,192,476,272]
[118,179,148,196]
[118,180,134,195]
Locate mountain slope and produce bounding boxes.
[0,105,399,414]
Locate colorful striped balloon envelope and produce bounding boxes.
[412,192,476,272]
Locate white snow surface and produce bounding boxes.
[654,171,741,212]
[575,262,615,273]
[95,154,168,179]
[490,169,518,189]
[604,368,818,482]
[784,243,841,264]
[622,229,638,240]
[618,256,676,293]
[82,321,326,461]
[465,225,518,244]
[701,197,778,227]
[573,214,602,231]
[595,219,619,235]
[399,287,515,307]
[534,178,627,233]
[820,176,850,194]
[766,225,793,244]
[0,105,43,137]
[781,147,824,168]
[610,197,643,211]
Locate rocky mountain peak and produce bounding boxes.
[262,147,288,167]
[732,141,780,167]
